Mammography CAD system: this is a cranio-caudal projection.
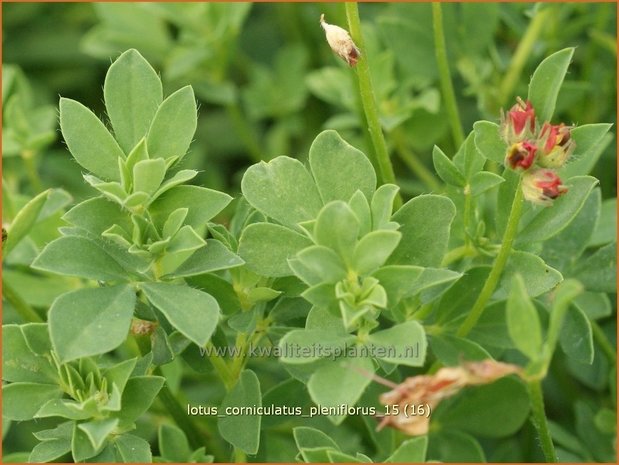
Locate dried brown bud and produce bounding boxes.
[377,359,524,436]
[320,14,361,67]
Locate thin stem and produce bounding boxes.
[591,321,617,364]
[527,380,557,462]
[456,176,523,337]
[2,278,43,322]
[393,129,441,191]
[154,371,205,450]
[22,149,44,193]
[344,3,398,192]
[432,3,464,148]
[233,447,247,463]
[205,341,236,390]
[498,7,552,107]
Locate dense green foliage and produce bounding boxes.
[2,2,616,463]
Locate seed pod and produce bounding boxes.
[320,14,361,67]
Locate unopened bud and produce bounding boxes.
[522,169,568,206]
[500,98,536,144]
[536,122,575,168]
[320,14,361,67]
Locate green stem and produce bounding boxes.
[205,341,236,390]
[591,321,617,364]
[498,7,552,107]
[154,371,205,450]
[344,3,398,191]
[22,150,43,193]
[527,380,557,462]
[432,3,464,148]
[2,278,43,322]
[233,447,247,463]
[393,129,441,191]
[456,176,523,337]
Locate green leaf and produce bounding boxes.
[386,436,428,462]
[147,85,197,161]
[370,184,400,230]
[436,377,530,437]
[470,171,505,196]
[589,198,616,247]
[151,169,198,201]
[560,305,594,364]
[495,251,562,299]
[218,370,262,455]
[149,185,232,230]
[435,266,490,324]
[314,201,360,266]
[473,121,506,164]
[278,329,354,365]
[49,285,136,363]
[307,356,374,424]
[2,382,62,420]
[32,236,128,281]
[59,98,125,181]
[104,49,163,153]
[353,230,402,275]
[115,375,165,426]
[541,188,600,270]
[544,279,584,364]
[574,292,612,321]
[293,427,340,454]
[2,324,56,383]
[560,124,613,178]
[528,48,575,123]
[142,283,220,346]
[428,431,485,462]
[433,146,466,187]
[517,176,598,243]
[429,334,491,366]
[78,419,119,450]
[114,434,152,462]
[167,239,244,277]
[349,190,372,236]
[238,223,312,277]
[158,424,191,462]
[63,197,131,236]
[573,243,617,293]
[389,195,455,267]
[453,131,486,180]
[103,358,137,395]
[71,421,100,462]
[309,129,376,203]
[133,158,166,196]
[371,265,424,306]
[29,438,71,463]
[295,245,347,284]
[4,189,50,255]
[506,275,543,361]
[241,156,323,228]
[367,321,427,366]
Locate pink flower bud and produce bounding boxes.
[536,122,575,168]
[505,141,537,170]
[320,14,361,67]
[500,98,536,144]
[522,169,568,205]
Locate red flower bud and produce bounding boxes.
[501,98,536,144]
[522,169,568,205]
[505,141,537,170]
[536,122,575,168]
